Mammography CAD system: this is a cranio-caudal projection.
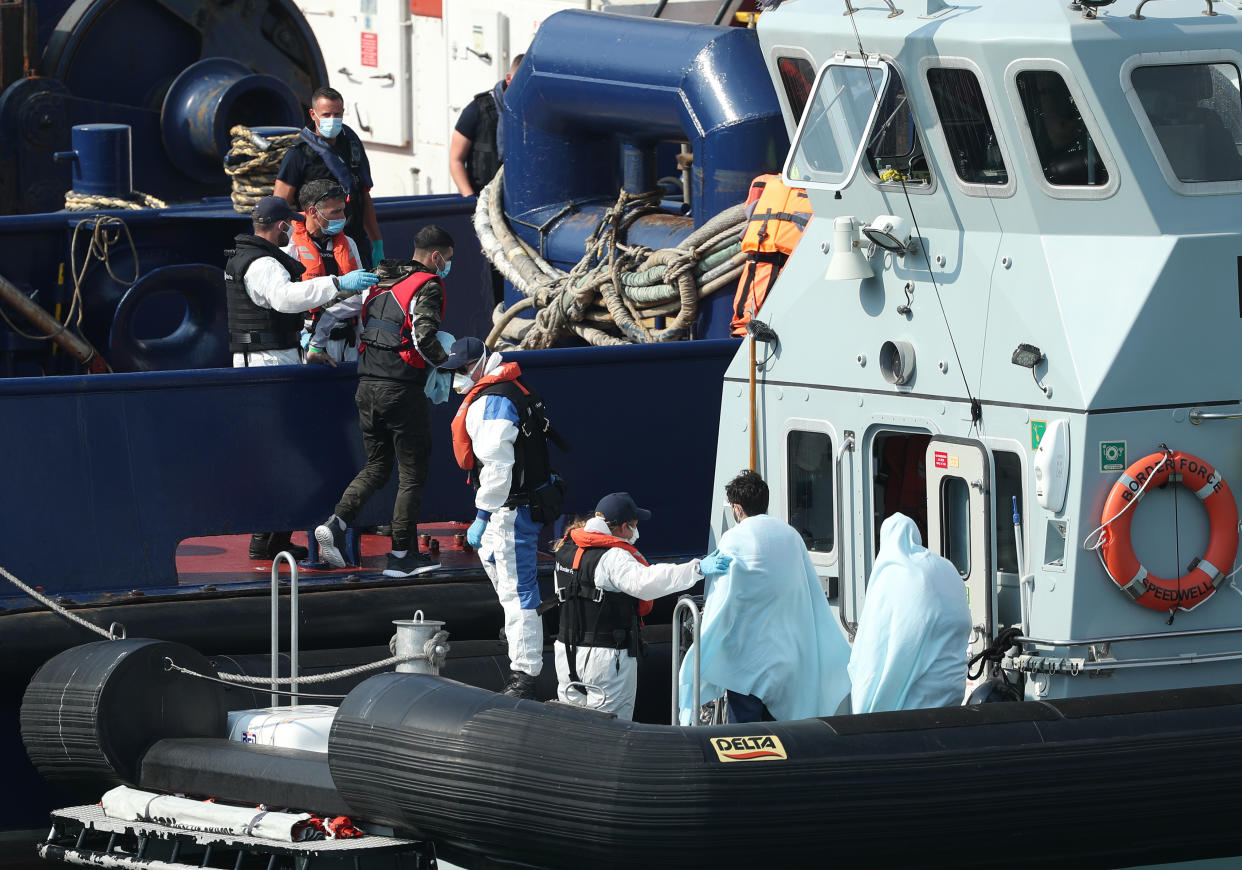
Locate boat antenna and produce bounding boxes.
[845,3,982,432]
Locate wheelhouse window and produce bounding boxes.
[1017,71,1108,186]
[788,430,834,553]
[777,56,816,126]
[927,67,1007,185]
[784,59,891,190]
[1131,63,1242,184]
[866,69,930,187]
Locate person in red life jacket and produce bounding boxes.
[446,335,566,699]
[285,179,372,365]
[548,492,732,720]
[274,86,383,268]
[313,226,455,578]
[224,195,373,561]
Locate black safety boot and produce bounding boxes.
[250,533,308,561]
[502,671,538,700]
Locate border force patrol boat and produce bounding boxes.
[20,1,1242,867]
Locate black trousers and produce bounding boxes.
[334,378,431,552]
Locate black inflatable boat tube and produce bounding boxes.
[329,674,1242,869]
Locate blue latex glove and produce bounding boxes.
[339,269,379,293]
[467,517,488,549]
[698,550,733,576]
[371,239,385,264]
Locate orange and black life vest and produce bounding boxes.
[549,529,654,675]
[731,174,812,336]
[289,219,360,280]
[290,219,362,342]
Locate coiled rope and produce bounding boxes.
[223,125,301,213]
[64,190,166,211]
[475,166,748,349]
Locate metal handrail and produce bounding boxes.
[834,432,856,627]
[1189,407,1242,425]
[1019,625,1242,647]
[671,596,702,726]
[270,552,300,707]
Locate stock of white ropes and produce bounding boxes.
[475,166,748,349]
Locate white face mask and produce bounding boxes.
[627,525,640,544]
[452,373,474,394]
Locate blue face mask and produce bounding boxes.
[436,257,452,280]
[324,218,346,235]
[317,117,343,138]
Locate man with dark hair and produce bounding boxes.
[678,469,852,724]
[313,225,455,577]
[284,179,371,363]
[275,86,383,268]
[223,195,375,560]
[725,468,771,517]
[449,54,524,197]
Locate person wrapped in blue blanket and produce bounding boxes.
[678,470,852,724]
[848,512,972,713]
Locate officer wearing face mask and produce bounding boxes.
[224,196,366,368]
[224,195,371,561]
[446,336,567,700]
[314,226,455,579]
[274,86,383,268]
[285,179,375,364]
[548,493,730,720]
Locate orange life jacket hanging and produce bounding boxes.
[731,174,812,337]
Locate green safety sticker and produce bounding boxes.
[1030,420,1047,450]
[1100,440,1127,473]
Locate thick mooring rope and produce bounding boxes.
[64,190,167,211]
[475,166,747,349]
[224,125,301,213]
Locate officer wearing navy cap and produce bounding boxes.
[549,491,732,720]
[224,195,376,561]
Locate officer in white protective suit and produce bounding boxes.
[678,469,852,724]
[224,195,376,368]
[549,493,732,721]
[847,512,973,713]
[447,337,565,699]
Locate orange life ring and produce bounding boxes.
[1100,450,1239,612]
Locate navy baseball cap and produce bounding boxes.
[596,492,651,525]
[253,195,304,224]
[442,336,487,370]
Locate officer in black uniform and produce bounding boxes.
[274,86,384,268]
[224,195,375,559]
[449,54,524,197]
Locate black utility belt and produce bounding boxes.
[230,330,301,347]
[327,323,356,343]
[503,492,534,508]
[561,631,634,650]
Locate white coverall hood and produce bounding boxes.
[847,513,973,714]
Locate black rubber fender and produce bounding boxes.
[20,638,225,797]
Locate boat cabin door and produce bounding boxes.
[925,436,994,641]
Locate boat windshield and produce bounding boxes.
[1131,62,1242,184]
[784,59,891,191]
